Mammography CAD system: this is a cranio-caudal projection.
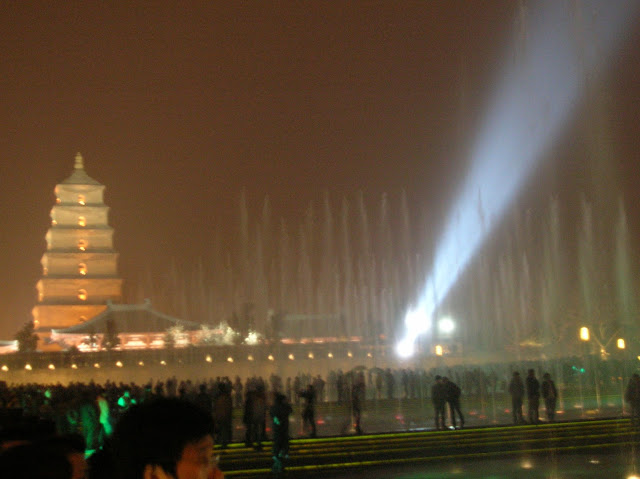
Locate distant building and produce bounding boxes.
[32,153,124,349]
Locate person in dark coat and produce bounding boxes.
[431,375,447,430]
[526,369,540,424]
[298,384,317,438]
[625,373,640,427]
[269,393,292,474]
[541,373,558,422]
[443,377,464,429]
[213,382,233,448]
[509,372,525,424]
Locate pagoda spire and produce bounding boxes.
[74,152,84,169]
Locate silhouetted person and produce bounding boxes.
[351,373,365,435]
[526,369,540,424]
[541,373,558,422]
[243,385,266,450]
[509,372,525,424]
[443,377,464,429]
[213,383,233,448]
[431,375,447,430]
[269,393,292,475]
[298,384,317,438]
[625,373,640,427]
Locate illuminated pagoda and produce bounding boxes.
[32,153,123,349]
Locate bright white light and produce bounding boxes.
[398,0,638,352]
[438,317,456,335]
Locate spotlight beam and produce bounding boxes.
[398,0,639,358]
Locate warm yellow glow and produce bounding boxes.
[48,364,55,370]
[328,352,333,358]
[94,363,100,368]
[288,354,295,360]
[227,357,234,363]
[78,289,87,301]
[78,216,86,227]
[25,364,32,370]
[347,351,353,358]
[51,219,57,225]
[618,338,626,349]
[205,355,212,362]
[160,360,167,365]
[78,239,87,251]
[116,361,123,367]
[1,365,8,372]
[38,291,44,302]
[43,267,48,276]
[580,327,590,341]
[78,263,87,275]
[367,352,373,358]
[71,364,78,369]
[308,352,314,359]
[34,319,40,327]
[435,344,444,356]
[78,195,86,205]
[268,354,274,361]
[248,354,254,361]
[138,361,144,366]
[56,197,61,204]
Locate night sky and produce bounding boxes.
[1,2,639,339]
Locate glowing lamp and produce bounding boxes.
[71,364,78,369]
[227,357,234,363]
[435,345,444,356]
[160,360,167,366]
[205,355,212,362]
[288,354,294,360]
[248,354,254,361]
[617,338,626,350]
[268,354,274,361]
[308,352,314,359]
[1,365,8,371]
[438,317,456,335]
[48,364,55,370]
[94,363,100,368]
[367,352,373,358]
[347,351,353,358]
[116,361,123,367]
[580,327,590,342]
[25,364,32,370]
[138,361,144,366]
[328,352,333,358]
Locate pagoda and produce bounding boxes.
[32,153,123,347]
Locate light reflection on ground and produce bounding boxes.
[326,454,640,479]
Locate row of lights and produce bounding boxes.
[0,351,373,372]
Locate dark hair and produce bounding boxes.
[111,398,215,479]
[0,442,72,479]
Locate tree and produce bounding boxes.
[103,318,121,350]
[15,321,38,352]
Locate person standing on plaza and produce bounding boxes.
[541,373,558,422]
[526,369,540,424]
[443,377,464,429]
[625,373,640,426]
[431,375,447,430]
[509,371,525,424]
[270,392,292,475]
[298,384,317,438]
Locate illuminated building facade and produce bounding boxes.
[32,153,123,347]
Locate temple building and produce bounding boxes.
[32,153,124,349]
[31,153,207,351]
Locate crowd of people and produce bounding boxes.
[1,360,639,477]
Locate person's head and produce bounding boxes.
[543,373,551,380]
[528,369,535,376]
[434,375,442,382]
[111,398,215,479]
